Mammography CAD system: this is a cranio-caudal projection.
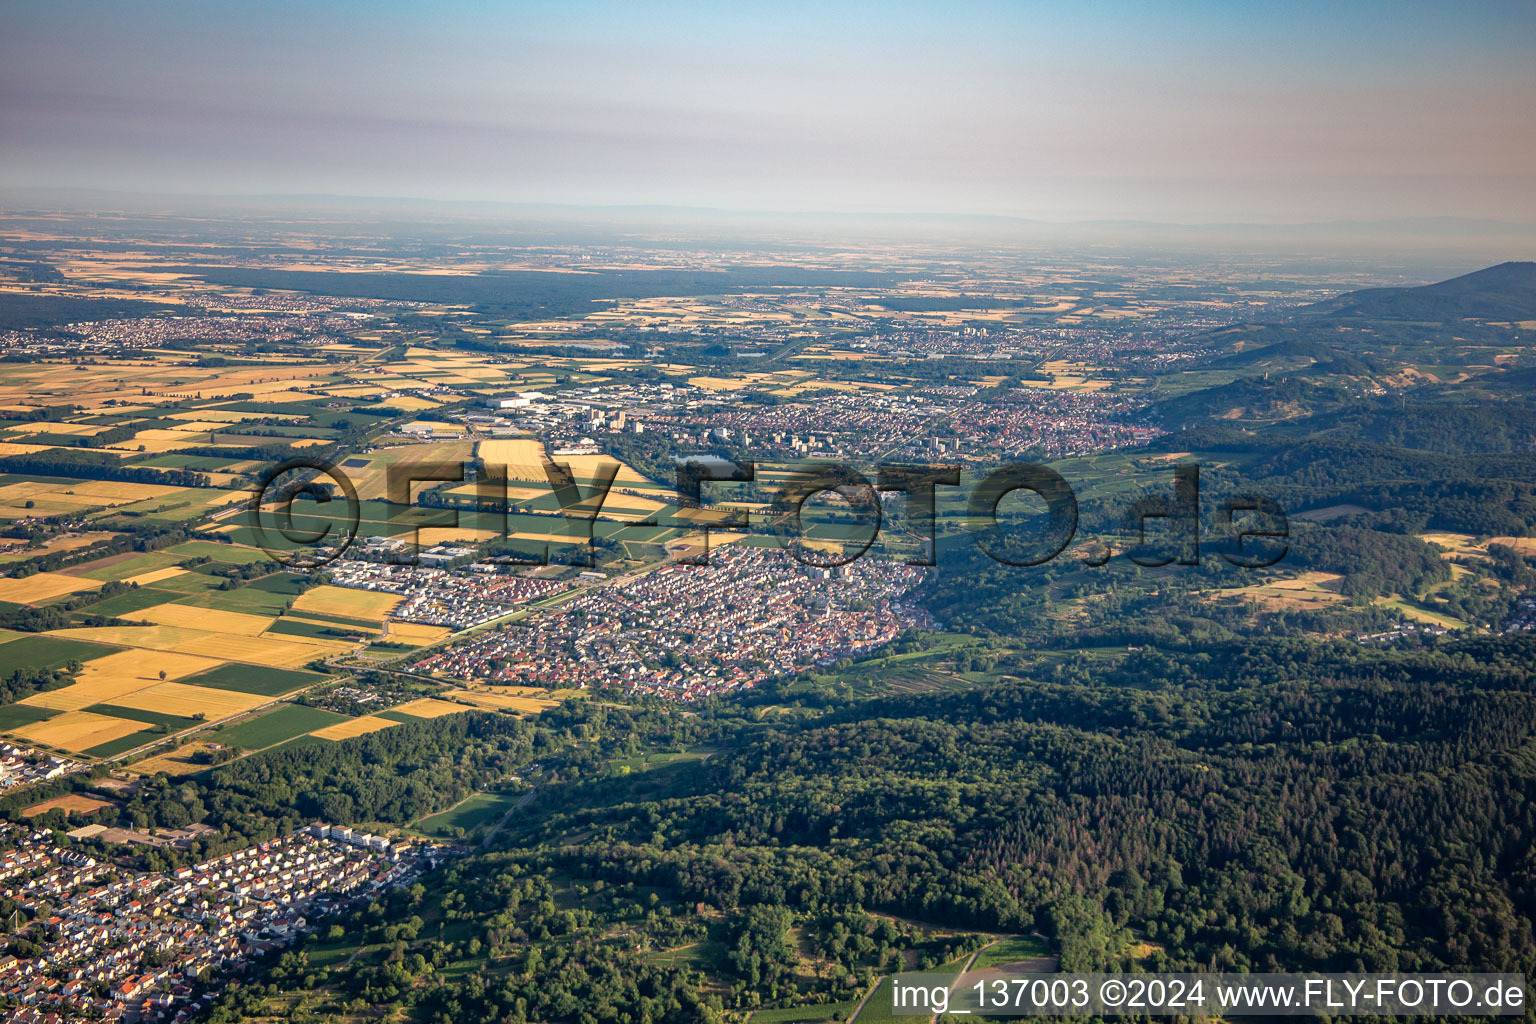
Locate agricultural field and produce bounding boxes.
[309,714,399,740]
[476,437,549,482]
[440,687,561,714]
[389,697,471,719]
[209,702,352,750]
[291,585,402,623]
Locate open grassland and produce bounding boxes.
[21,793,118,817]
[413,790,521,836]
[1205,571,1345,613]
[441,687,560,713]
[129,741,217,776]
[384,621,452,645]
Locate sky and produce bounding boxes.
[2,0,1534,224]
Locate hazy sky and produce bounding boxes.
[3,0,1534,223]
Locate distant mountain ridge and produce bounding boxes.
[1304,261,1536,321]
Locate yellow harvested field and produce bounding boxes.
[170,633,334,668]
[0,572,103,604]
[349,441,475,500]
[49,623,208,649]
[382,395,441,410]
[49,624,335,669]
[7,711,146,753]
[554,453,654,487]
[1418,532,1478,550]
[168,409,300,424]
[688,375,753,391]
[1208,572,1344,612]
[0,442,57,457]
[477,438,549,482]
[384,621,451,644]
[130,743,215,777]
[1490,537,1536,554]
[38,480,180,502]
[20,649,225,711]
[122,566,189,586]
[0,532,114,559]
[109,681,269,719]
[392,698,470,719]
[137,603,276,636]
[443,687,559,713]
[311,715,400,740]
[22,793,118,817]
[446,482,550,503]
[415,526,501,545]
[291,585,402,622]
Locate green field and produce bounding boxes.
[85,703,202,731]
[180,663,324,697]
[81,587,186,617]
[211,703,349,749]
[175,585,298,616]
[749,1001,861,1023]
[413,790,522,837]
[164,540,272,565]
[265,617,369,641]
[2,633,120,672]
[968,936,1051,970]
[84,729,165,758]
[0,704,60,731]
[141,571,226,594]
[78,552,185,581]
[855,955,974,1024]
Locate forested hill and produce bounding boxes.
[1303,260,1536,321]
[168,633,1536,1024]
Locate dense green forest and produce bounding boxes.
[172,632,1536,1022]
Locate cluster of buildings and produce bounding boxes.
[1354,621,1453,645]
[0,312,361,355]
[414,547,930,699]
[853,325,1052,360]
[489,381,702,444]
[646,388,966,459]
[325,558,568,630]
[942,386,1160,460]
[1502,595,1536,633]
[0,744,83,794]
[0,822,427,1023]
